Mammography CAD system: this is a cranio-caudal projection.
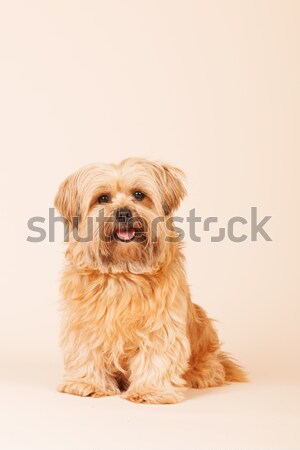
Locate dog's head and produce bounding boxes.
[55,158,186,273]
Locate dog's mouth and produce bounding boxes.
[113,219,147,243]
[114,228,136,242]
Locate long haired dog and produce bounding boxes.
[55,158,247,404]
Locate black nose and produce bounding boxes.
[116,208,132,222]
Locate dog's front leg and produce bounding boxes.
[58,348,120,398]
[122,328,190,404]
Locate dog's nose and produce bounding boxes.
[116,208,132,222]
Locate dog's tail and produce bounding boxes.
[218,352,248,382]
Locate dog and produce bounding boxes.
[54,157,247,404]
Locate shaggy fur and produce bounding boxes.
[55,158,247,404]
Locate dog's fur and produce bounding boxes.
[55,158,247,404]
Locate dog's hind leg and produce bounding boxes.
[184,303,247,388]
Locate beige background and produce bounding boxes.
[0,1,299,449]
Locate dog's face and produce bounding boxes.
[55,158,186,273]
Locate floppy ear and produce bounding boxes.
[155,162,187,215]
[54,172,80,226]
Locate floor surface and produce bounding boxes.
[1,357,299,450]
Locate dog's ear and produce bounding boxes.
[155,162,186,215]
[54,172,80,226]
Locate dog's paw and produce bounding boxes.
[122,388,184,404]
[58,381,120,398]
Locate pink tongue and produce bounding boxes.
[116,229,135,241]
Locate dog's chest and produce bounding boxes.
[64,268,186,372]
[104,275,156,320]
[86,274,164,370]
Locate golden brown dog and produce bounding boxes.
[55,158,247,404]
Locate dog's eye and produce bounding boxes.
[133,191,145,201]
[97,194,110,204]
